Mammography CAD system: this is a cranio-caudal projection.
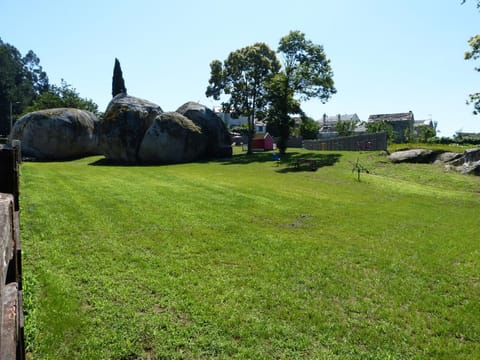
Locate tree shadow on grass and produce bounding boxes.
[89,157,137,166]
[87,151,342,171]
[275,153,342,173]
[220,151,342,172]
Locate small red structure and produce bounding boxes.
[251,132,275,151]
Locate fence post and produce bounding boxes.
[0,141,25,360]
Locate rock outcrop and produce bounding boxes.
[388,149,441,163]
[138,112,207,163]
[10,108,98,160]
[99,93,163,163]
[176,102,232,158]
[389,148,480,176]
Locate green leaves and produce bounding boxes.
[463,2,480,114]
[206,42,280,118]
[205,42,280,153]
[205,31,336,154]
[23,79,99,115]
[278,30,336,102]
[0,38,50,133]
[268,31,336,153]
[335,120,358,137]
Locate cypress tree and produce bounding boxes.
[112,58,127,97]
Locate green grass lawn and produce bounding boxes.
[20,148,480,359]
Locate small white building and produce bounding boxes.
[213,107,249,128]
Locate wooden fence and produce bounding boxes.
[304,132,388,152]
[0,140,25,359]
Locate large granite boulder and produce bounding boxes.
[463,148,480,163]
[99,93,163,163]
[457,161,480,175]
[176,102,232,158]
[433,152,463,165]
[138,112,207,164]
[10,108,98,160]
[389,149,441,163]
[389,147,480,176]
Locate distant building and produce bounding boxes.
[213,107,269,136]
[213,107,249,128]
[368,111,414,143]
[255,120,266,134]
[318,113,362,138]
[456,131,480,138]
[414,119,436,138]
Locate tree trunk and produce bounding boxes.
[247,116,254,155]
[277,116,290,154]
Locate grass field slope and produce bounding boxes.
[20,149,479,359]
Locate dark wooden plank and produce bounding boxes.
[1,282,18,360]
[0,195,15,284]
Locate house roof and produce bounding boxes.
[321,114,359,123]
[368,112,414,122]
[414,119,433,127]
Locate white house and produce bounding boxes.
[318,113,362,138]
[213,107,249,128]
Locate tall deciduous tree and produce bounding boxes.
[266,31,336,154]
[206,43,280,154]
[23,79,98,115]
[265,72,302,151]
[465,34,480,114]
[0,38,49,134]
[463,0,480,114]
[112,58,127,97]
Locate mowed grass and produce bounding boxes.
[20,149,480,359]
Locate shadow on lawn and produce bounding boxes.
[221,151,342,172]
[87,151,342,172]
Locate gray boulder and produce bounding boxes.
[458,161,480,175]
[10,108,98,160]
[444,148,480,175]
[433,152,463,165]
[389,149,440,163]
[99,93,163,163]
[463,148,480,163]
[176,102,232,158]
[138,112,207,164]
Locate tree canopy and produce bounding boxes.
[23,79,98,115]
[335,120,357,137]
[0,38,49,134]
[267,31,336,153]
[298,116,320,139]
[206,31,335,154]
[206,42,280,154]
[0,38,99,135]
[463,0,480,114]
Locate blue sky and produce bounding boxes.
[1,0,479,136]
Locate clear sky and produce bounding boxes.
[1,0,479,137]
